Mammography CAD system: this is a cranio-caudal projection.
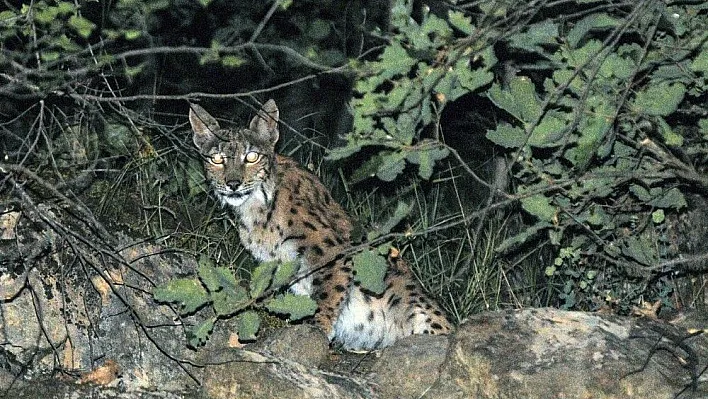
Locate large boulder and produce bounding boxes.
[432,308,707,398]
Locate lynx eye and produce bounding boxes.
[244,151,260,163]
[209,153,225,165]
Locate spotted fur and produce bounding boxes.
[190,100,452,350]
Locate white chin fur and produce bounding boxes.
[219,195,246,207]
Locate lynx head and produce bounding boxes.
[190,100,280,208]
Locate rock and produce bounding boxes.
[370,334,449,398]
[430,308,708,399]
[199,348,374,399]
[252,324,330,368]
[0,209,203,393]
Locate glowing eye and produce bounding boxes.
[245,151,259,163]
[210,154,224,165]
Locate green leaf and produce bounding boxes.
[629,184,651,201]
[237,311,261,341]
[405,145,450,180]
[221,55,245,68]
[272,261,297,290]
[185,158,208,196]
[56,2,75,15]
[656,117,683,147]
[54,34,80,51]
[448,10,473,35]
[652,209,665,224]
[521,194,556,222]
[456,60,495,93]
[198,259,237,292]
[352,250,387,295]
[186,317,214,348]
[387,113,415,144]
[34,7,59,25]
[368,201,411,241]
[0,10,17,27]
[68,15,96,39]
[509,20,558,51]
[564,39,602,68]
[307,19,330,40]
[386,80,413,110]
[632,82,685,116]
[103,123,135,154]
[124,29,141,40]
[250,261,278,298]
[266,294,318,321]
[153,278,209,315]
[124,63,145,78]
[199,48,220,65]
[487,76,541,123]
[318,49,345,65]
[567,13,620,48]
[486,122,525,148]
[376,152,406,182]
[622,236,656,265]
[585,205,609,226]
[599,53,635,79]
[700,119,708,140]
[496,222,552,253]
[351,153,384,183]
[379,41,416,80]
[527,114,566,148]
[565,111,612,167]
[650,64,687,81]
[649,188,686,209]
[198,263,220,291]
[212,285,249,317]
[421,12,451,39]
[551,69,584,95]
[325,141,363,161]
[41,51,60,62]
[691,46,708,74]
[413,150,436,180]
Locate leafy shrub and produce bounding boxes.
[3,0,706,349]
[331,0,708,313]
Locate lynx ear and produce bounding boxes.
[189,104,220,151]
[249,99,279,146]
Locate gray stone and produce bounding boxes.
[253,324,330,368]
[430,308,708,399]
[370,334,449,398]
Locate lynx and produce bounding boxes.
[189,100,451,350]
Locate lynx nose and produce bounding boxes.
[226,180,242,191]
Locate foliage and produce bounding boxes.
[352,248,389,295]
[2,0,707,355]
[153,256,314,347]
[327,2,495,182]
[334,0,708,313]
[0,0,362,101]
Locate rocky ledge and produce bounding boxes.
[1,213,706,398]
